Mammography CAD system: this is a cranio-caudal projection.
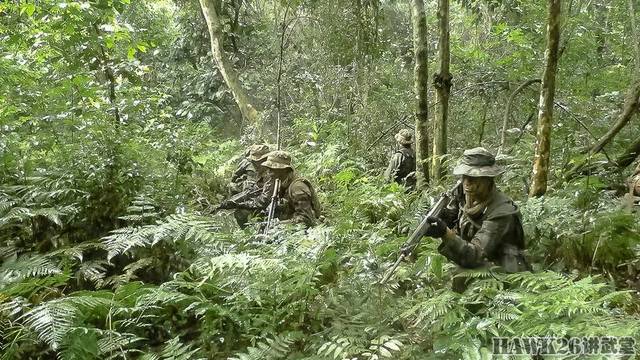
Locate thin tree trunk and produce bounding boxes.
[587,80,640,155]
[530,0,561,197]
[275,5,290,150]
[412,0,430,188]
[93,24,121,127]
[499,79,541,153]
[631,0,640,74]
[199,0,259,125]
[432,0,451,180]
[477,99,489,146]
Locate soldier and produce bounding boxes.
[623,163,640,209]
[228,144,270,195]
[250,151,321,227]
[384,129,416,190]
[220,144,270,227]
[422,147,528,290]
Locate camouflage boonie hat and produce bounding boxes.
[453,147,504,177]
[262,150,293,170]
[395,129,413,145]
[248,144,270,162]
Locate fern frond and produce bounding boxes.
[97,331,144,358]
[402,291,462,329]
[19,295,113,350]
[158,336,203,360]
[20,298,77,350]
[228,333,297,360]
[505,270,571,291]
[102,214,221,260]
[0,254,61,288]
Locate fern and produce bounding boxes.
[158,336,203,360]
[21,298,78,350]
[19,295,114,350]
[0,254,62,288]
[228,333,298,360]
[102,214,221,260]
[97,330,144,358]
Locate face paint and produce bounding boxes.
[462,176,493,202]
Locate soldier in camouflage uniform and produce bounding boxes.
[247,151,321,228]
[623,163,640,209]
[384,129,416,190]
[220,144,271,227]
[228,144,270,195]
[423,147,528,291]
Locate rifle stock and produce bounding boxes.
[379,180,462,284]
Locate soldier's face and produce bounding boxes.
[462,176,493,200]
[269,168,290,181]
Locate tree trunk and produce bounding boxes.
[477,99,489,146]
[432,0,451,180]
[631,0,640,74]
[611,1,640,169]
[587,80,640,155]
[412,0,430,189]
[529,0,561,197]
[199,0,259,125]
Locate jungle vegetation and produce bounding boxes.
[1,0,640,358]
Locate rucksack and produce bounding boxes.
[396,147,416,186]
[288,177,322,218]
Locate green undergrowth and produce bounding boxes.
[1,144,640,359]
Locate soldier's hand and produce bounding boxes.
[423,216,448,238]
[219,200,235,209]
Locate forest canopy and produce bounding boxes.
[1,0,640,358]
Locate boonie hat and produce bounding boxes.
[452,147,504,177]
[262,150,293,170]
[395,129,413,145]
[248,144,270,162]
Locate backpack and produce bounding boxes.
[288,177,322,218]
[396,147,416,187]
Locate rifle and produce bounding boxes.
[379,180,462,284]
[263,178,281,234]
[210,187,262,214]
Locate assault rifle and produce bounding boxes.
[210,187,262,214]
[379,180,462,284]
[263,178,281,234]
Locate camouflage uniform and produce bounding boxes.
[384,129,416,189]
[440,188,527,273]
[424,148,528,292]
[257,151,321,227]
[229,158,252,195]
[225,145,270,227]
[623,165,640,209]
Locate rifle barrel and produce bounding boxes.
[378,180,461,284]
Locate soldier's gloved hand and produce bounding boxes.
[423,216,448,238]
[218,200,235,209]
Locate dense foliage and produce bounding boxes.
[1,0,639,359]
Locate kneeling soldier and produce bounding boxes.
[422,148,528,290]
[254,151,321,228]
[220,144,270,227]
[623,163,640,210]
